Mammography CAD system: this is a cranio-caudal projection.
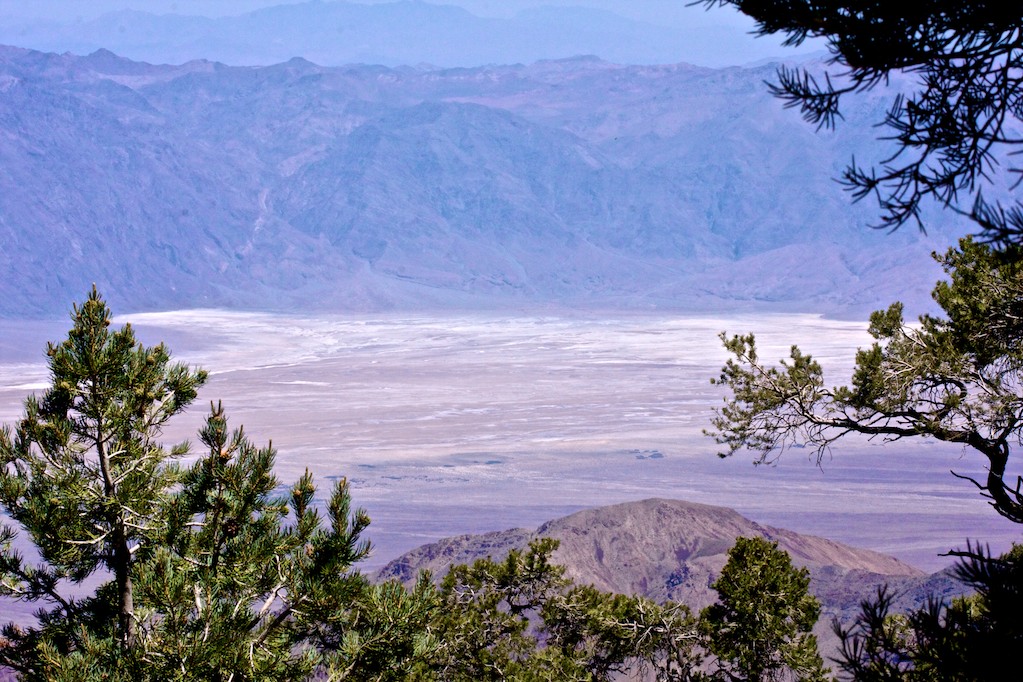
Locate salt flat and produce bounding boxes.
[1,311,1018,573]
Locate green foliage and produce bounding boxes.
[0,289,715,681]
[836,544,1023,680]
[0,289,433,680]
[0,286,207,672]
[424,538,704,681]
[427,538,567,680]
[423,536,833,681]
[708,239,1023,673]
[708,238,1023,522]
[709,333,827,462]
[831,587,916,681]
[701,537,828,682]
[327,574,439,681]
[543,584,702,681]
[132,400,382,680]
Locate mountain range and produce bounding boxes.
[0,45,960,318]
[0,0,815,69]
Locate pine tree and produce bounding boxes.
[134,400,376,680]
[708,238,1023,523]
[0,289,432,680]
[701,537,828,682]
[0,287,207,676]
[424,538,703,681]
[835,543,1023,680]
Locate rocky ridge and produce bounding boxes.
[378,498,964,642]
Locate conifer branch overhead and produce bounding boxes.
[709,238,1023,522]
[699,1,1023,244]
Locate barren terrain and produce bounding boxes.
[1,311,1018,573]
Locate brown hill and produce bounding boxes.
[377,498,965,655]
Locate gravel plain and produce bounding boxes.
[1,311,1019,573]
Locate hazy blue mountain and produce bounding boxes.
[0,1,742,69]
[0,46,961,318]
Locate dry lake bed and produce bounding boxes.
[1,311,1019,573]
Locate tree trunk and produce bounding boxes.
[114,522,136,649]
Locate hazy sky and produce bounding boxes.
[0,0,759,24]
[0,0,824,66]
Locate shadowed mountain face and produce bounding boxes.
[377,498,965,644]
[0,46,959,318]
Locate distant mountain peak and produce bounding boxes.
[0,1,808,69]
